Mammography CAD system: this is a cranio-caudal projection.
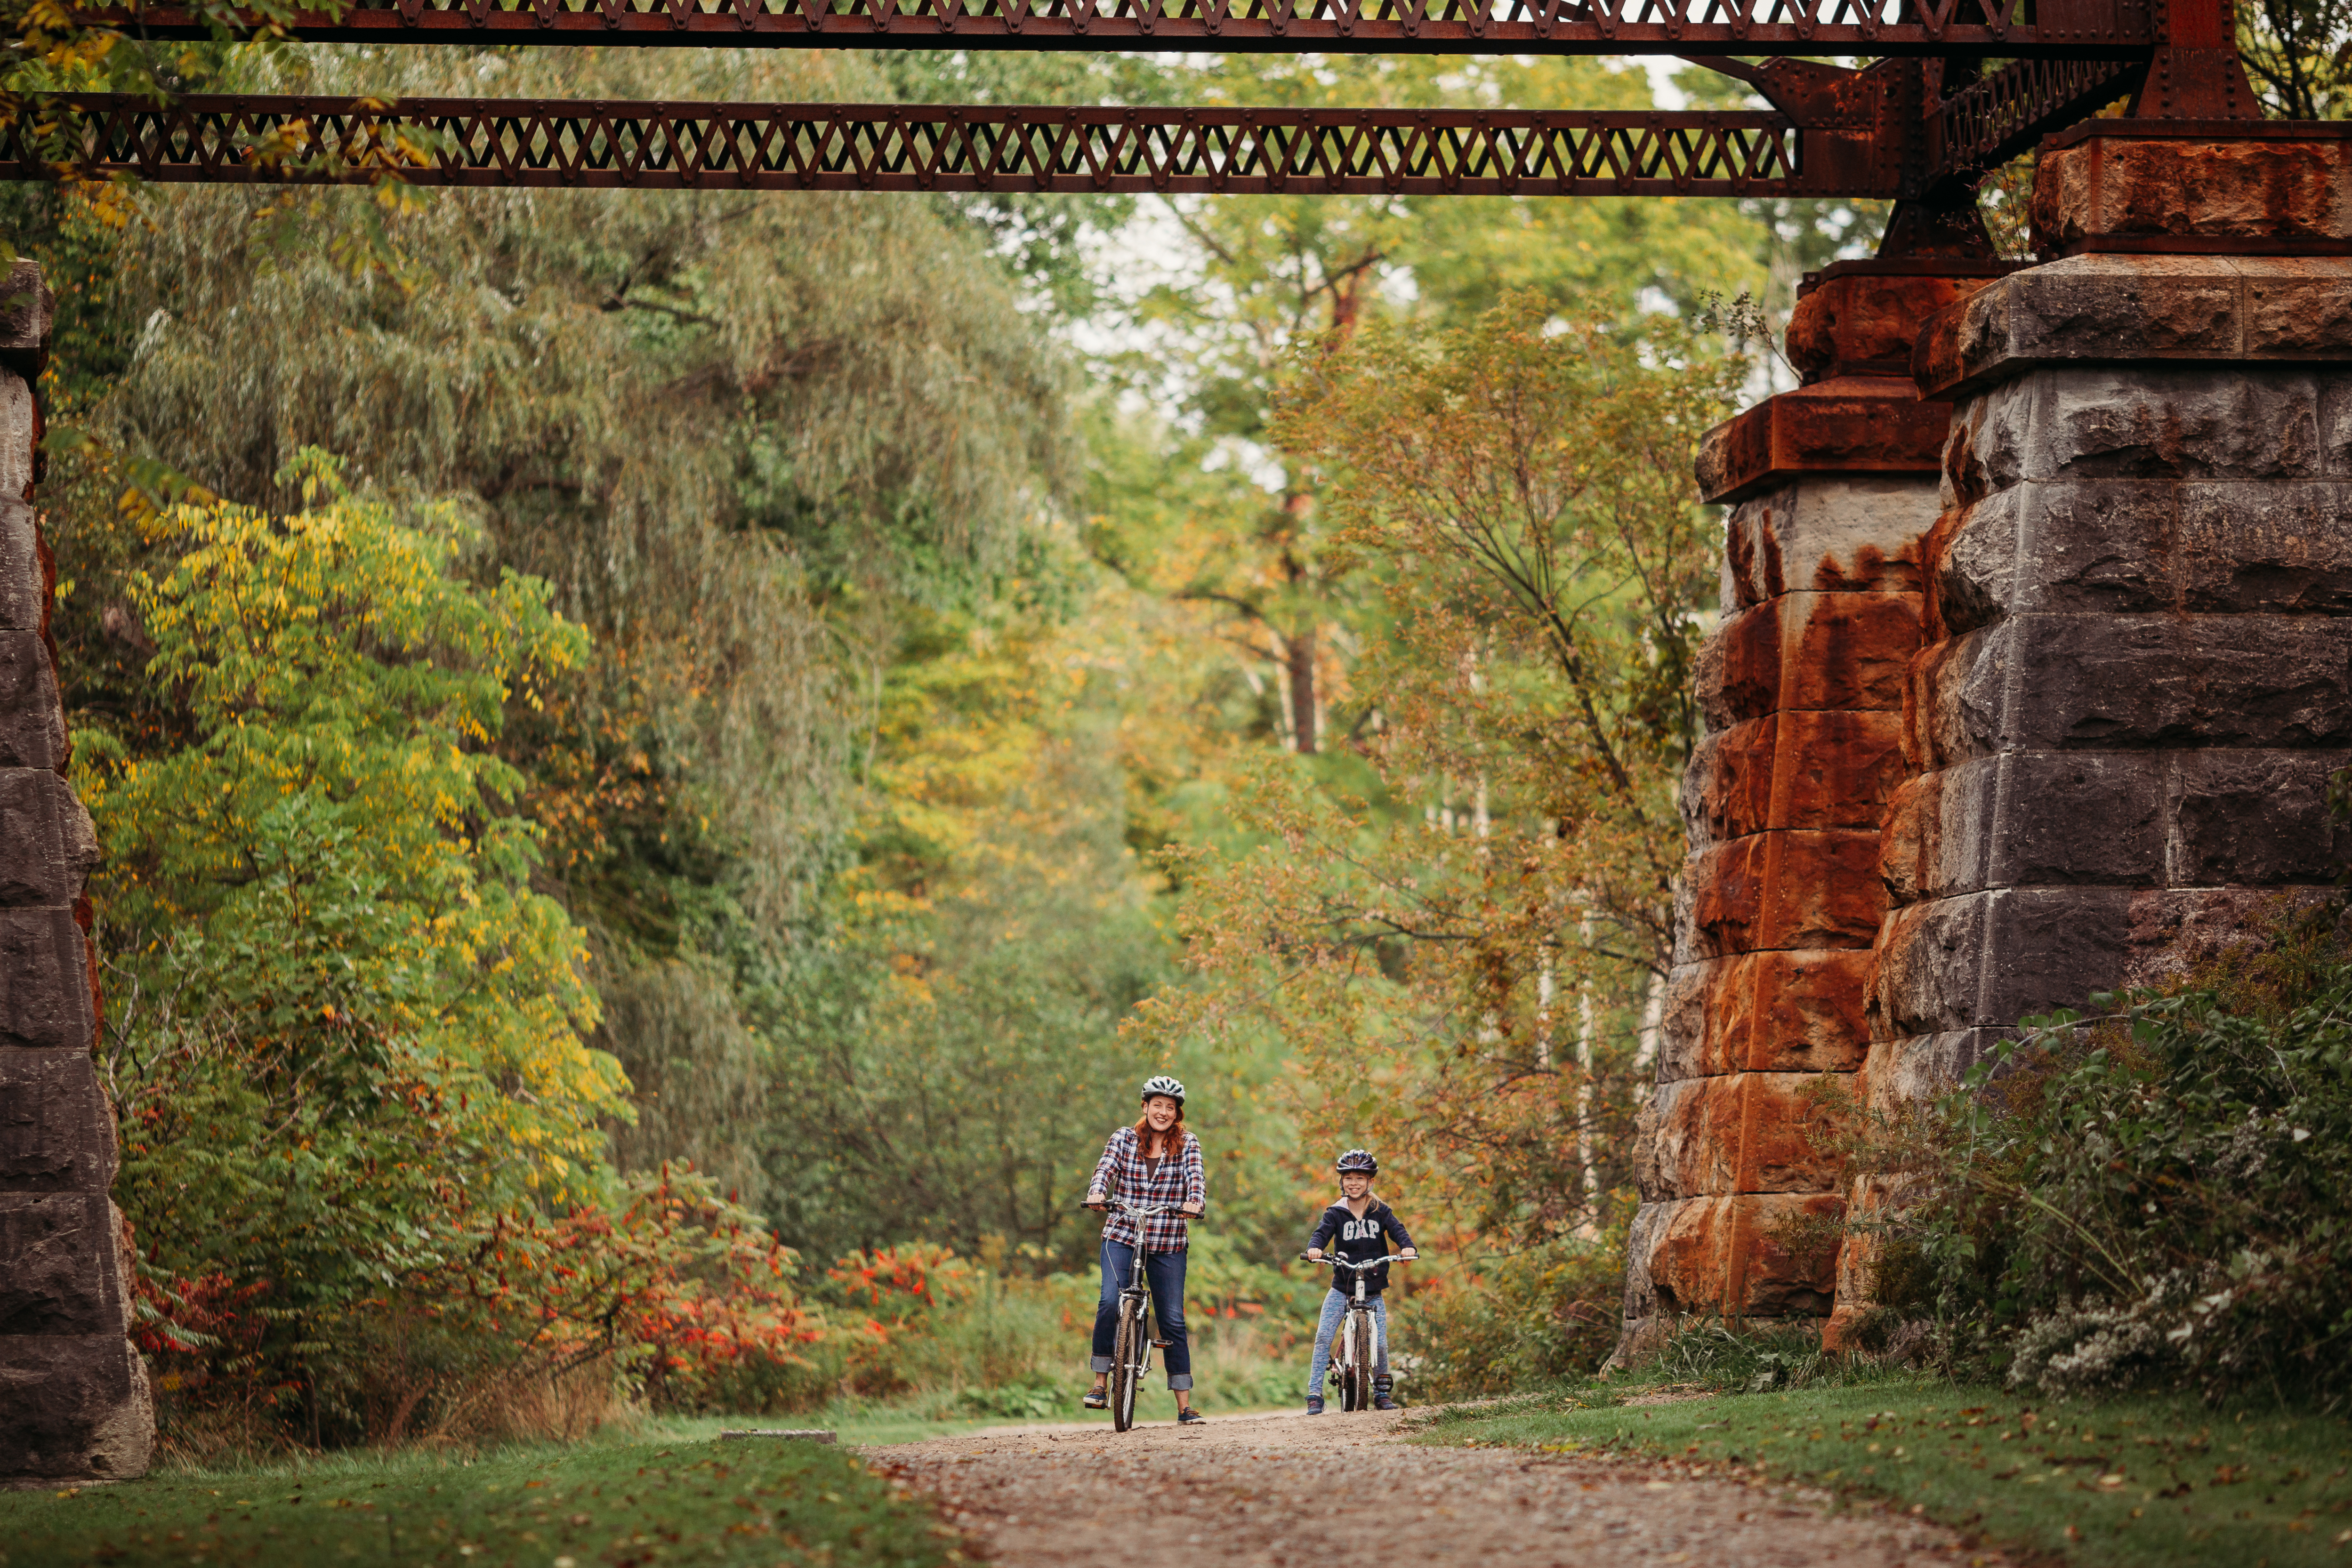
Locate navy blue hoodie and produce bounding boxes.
[1307,1199,1415,1298]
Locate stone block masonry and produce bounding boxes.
[0,260,153,1481]
[1828,129,2352,1342]
[1623,130,2352,1358]
[1877,264,2352,1083]
[1616,260,2010,1357]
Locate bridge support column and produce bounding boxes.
[1833,123,2352,1344]
[1616,255,2010,1359]
[0,261,153,1482]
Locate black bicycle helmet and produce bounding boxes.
[1335,1148,1378,1174]
[1140,1074,1186,1105]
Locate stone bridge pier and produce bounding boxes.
[0,262,153,1481]
[1623,123,2352,1356]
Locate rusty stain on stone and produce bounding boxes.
[1623,260,1965,1348]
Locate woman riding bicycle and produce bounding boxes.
[1081,1074,1207,1424]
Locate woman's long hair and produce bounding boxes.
[1132,1102,1188,1160]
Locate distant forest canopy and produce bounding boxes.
[8,40,1890,1428]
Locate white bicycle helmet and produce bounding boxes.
[1335,1148,1379,1174]
[1140,1074,1186,1105]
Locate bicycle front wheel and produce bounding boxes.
[1110,1296,1145,1432]
[1339,1312,1369,1412]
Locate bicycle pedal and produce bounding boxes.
[1151,1339,1174,1348]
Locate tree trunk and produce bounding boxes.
[1287,619,1318,754]
[1574,903,1600,1237]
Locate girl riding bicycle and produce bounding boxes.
[1303,1148,1416,1413]
[1081,1075,1207,1424]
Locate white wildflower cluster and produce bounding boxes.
[2006,1254,2297,1397]
[2006,1272,2197,1396]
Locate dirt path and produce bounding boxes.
[865,1409,2009,1568]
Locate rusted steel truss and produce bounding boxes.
[1934,53,2147,170]
[76,0,2156,56]
[12,97,1816,195]
[25,0,2256,201]
[7,52,2151,199]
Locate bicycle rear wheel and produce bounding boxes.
[1110,1295,1145,1432]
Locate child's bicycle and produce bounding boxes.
[1302,1251,1410,1411]
[1084,1199,1190,1431]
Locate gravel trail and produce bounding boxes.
[866,1408,2010,1568]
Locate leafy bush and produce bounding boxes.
[953,1373,1069,1420]
[772,1249,1093,1409]
[1891,901,2352,1407]
[1186,1229,1327,1328]
[93,465,825,1449]
[1392,1232,1624,1398]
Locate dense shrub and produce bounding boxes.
[776,1235,1315,1414]
[1392,1231,1624,1398]
[93,469,830,1451]
[1891,902,2352,1407]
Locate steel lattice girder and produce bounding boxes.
[1933,53,2143,169]
[71,0,2157,56]
[2,70,2150,197]
[11,97,1818,195]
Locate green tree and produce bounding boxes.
[83,459,630,1429]
[2240,0,2352,118]
[764,528,1299,1266]
[46,43,1075,1224]
[1140,295,1745,1257]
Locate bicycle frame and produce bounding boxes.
[1086,1198,1188,1431]
[1114,1209,1162,1374]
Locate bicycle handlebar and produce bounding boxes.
[1299,1253,1410,1269]
[1079,1200,1196,1217]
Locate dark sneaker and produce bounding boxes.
[1082,1389,1108,1410]
[1305,1395,1325,1415]
[1373,1375,1400,1411]
[1177,1407,1206,1425]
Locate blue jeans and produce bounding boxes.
[1091,1240,1192,1391]
[1307,1288,1387,1397]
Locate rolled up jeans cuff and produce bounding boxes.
[1166,1374,1193,1391]
[1091,1356,1114,1373]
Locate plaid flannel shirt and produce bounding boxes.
[1088,1126,1206,1253]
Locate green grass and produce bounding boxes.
[0,1435,958,1568]
[721,1391,1256,1447]
[1416,1378,2352,1568]
[639,1378,1296,1450]
[0,1370,1304,1568]
[645,1341,1308,1447]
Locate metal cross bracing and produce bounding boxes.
[9,96,1813,196]
[74,0,2156,57]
